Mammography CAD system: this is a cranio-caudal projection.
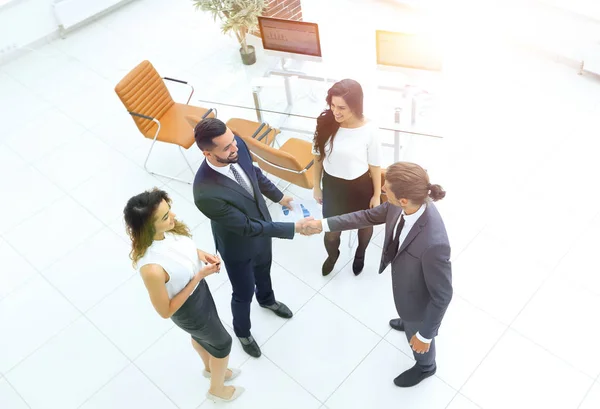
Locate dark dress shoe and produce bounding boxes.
[389,318,405,331]
[260,301,293,319]
[238,335,261,358]
[393,364,436,387]
[352,254,365,275]
[322,250,340,276]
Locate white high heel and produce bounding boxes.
[206,386,245,403]
[202,368,241,381]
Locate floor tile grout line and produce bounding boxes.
[321,335,389,405]
[2,376,33,409]
[576,371,600,408]
[444,391,483,409]
[232,281,350,405]
[3,10,600,408]
[2,134,326,403]
[1,234,175,409]
[445,224,487,264]
[75,362,132,409]
[254,286,322,350]
[454,235,592,401]
[250,353,324,406]
[508,326,598,382]
[576,380,597,409]
[0,240,86,373]
[77,317,182,409]
[316,289,392,339]
[378,335,459,393]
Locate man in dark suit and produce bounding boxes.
[303,162,452,387]
[193,118,308,358]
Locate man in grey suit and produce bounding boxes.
[302,162,452,387]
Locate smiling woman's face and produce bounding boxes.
[153,199,175,234]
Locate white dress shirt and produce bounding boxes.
[322,203,432,343]
[205,158,254,196]
[312,121,382,180]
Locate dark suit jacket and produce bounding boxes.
[327,202,452,339]
[193,136,295,262]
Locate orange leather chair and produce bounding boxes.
[226,118,279,147]
[186,116,279,161]
[242,135,314,191]
[184,115,312,192]
[115,60,215,184]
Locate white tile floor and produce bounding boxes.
[1,0,600,408]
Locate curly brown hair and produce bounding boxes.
[123,188,191,267]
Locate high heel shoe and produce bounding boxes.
[352,254,365,275]
[202,368,241,381]
[322,250,340,276]
[206,386,245,403]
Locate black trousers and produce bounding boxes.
[222,238,276,338]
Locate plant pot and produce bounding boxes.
[240,45,256,65]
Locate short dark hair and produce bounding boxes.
[194,118,227,151]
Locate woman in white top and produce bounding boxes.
[123,188,244,403]
[312,79,382,276]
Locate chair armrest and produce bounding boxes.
[162,77,195,104]
[163,77,187,84]
[128,111,161,141]
[128,111,155,121]
[251,123,267,139]
[256,127,273,142]
[202,108,215,119]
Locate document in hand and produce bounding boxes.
[274,199,323,222]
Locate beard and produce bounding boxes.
[215,153,238,164]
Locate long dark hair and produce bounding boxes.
[313,79,364,160]
[385,162,446,205]
[123,188,191,267]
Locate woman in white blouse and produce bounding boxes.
[124,188,244,403]
[312,79,382,276]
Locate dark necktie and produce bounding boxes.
[382,215,405,267]
[230,166,253,197]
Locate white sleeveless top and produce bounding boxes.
[137,233,202,300]
[311,121,382,180]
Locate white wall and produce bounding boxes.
[541,0,600,22]
[0,0,58,51]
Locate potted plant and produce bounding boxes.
[192,0,265,65]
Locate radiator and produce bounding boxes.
[52,0,132,31]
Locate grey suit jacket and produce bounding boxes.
[327,201,452,339]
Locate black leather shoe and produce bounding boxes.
[260,301,293,319]
[352,254,365,275]
[322,250,340,276]
[393,364,436,387]
[389,318,404,332]
[238,335,261,358]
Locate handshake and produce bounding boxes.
[294,217,323,236]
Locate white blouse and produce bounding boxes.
[137,233,202,300]
[312,121,382,180]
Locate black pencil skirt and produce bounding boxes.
[322,170,374,218]
[171,279,232,359]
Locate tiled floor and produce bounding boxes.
[1,0,600,408]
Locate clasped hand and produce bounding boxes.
[295,218,323,236]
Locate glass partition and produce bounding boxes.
[195,97,443,170]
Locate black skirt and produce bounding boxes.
[170,279,232,358]
[322,170,374,218]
